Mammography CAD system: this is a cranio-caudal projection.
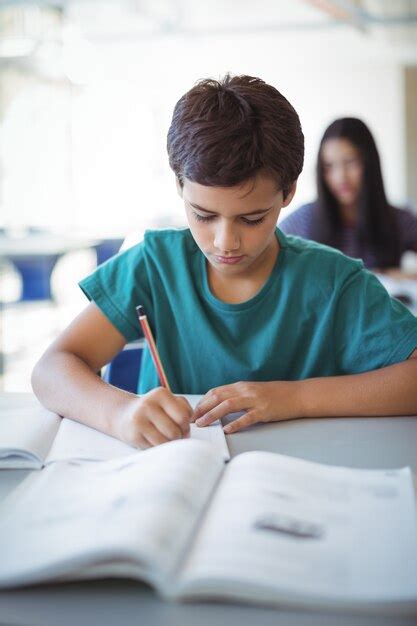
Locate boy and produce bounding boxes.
[32,74,417,448]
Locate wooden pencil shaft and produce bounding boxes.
[136,307,171,391]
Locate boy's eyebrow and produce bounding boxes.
[188,202,273,216]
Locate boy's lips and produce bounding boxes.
[213,255,245,265]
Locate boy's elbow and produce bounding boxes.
[31,354,47,400]
[31,350,57,402]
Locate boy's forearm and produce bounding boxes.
[298,358,417,418]
[31,352,136,438]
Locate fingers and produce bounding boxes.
[129,414,172,449]
[135,409,185,448]
[132,434,152,450]
[128,384,261,449]
[191,385,238,422]
[137,389,191,446]
[142,422,172,447]
[159,392,192,436]
[149,408,184,441]
[132,381,285,444]
[190,382,270,434]
[223,410,258,434]
[122,389,192,449]
[195,396,251,427]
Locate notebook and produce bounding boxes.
[0,393,230,467]
[0,438,416,614]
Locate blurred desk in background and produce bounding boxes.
[375,273,417,316]
[0,233,98,302]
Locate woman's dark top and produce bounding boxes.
[279,202,417,268]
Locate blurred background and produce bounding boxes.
[1,0,417,391]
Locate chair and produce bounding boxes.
[102,340,144,393]
[11,254,61,301]
[94,238,124,266]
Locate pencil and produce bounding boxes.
[136,305,171,391]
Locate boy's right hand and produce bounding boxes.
[115,388,192,449]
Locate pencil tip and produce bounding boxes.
[136,305,144,316]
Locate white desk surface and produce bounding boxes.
[1,392,417,626]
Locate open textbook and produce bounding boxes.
[0,394,229,467]
[0,438,416,613]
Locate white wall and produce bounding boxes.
[76,25,407,225]
[0,23,408,232]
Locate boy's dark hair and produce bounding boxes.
[167,74,304,197]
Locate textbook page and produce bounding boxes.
[46,395,229,464]
[0,402,60,469]
[0,439,224,589]
[184,395,230,461]
[178,452,417,610]
[0,393,229,467]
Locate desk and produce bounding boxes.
[0,233,97,301]
[0,393,416,626]
[375,273,417,316]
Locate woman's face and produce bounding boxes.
[321,138,363,207]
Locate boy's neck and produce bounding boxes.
[207,237,280,304]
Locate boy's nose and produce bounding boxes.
[214,222,240,252]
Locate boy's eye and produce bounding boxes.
[241,216,266,226]
[193,212,215,223]
[193,212,266,226]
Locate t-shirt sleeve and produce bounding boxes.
[333,267,417,374]
[78,242,153,343]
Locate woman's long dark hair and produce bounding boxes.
[312,117,401,267]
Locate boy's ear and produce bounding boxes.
[176,177,183,197]
[282,181,297,208]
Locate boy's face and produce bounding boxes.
[178,173,296,277]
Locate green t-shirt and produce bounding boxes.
[79,228,417,394]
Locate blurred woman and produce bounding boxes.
[279,117,417,273]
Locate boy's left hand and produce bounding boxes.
[191,381,303,434]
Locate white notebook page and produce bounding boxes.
[180,451,417,602]
[0,393,229,467]
[0,402,60,467]
[46,395,229,463]
[0,439,224,587]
